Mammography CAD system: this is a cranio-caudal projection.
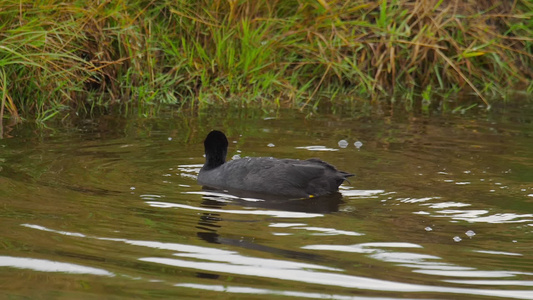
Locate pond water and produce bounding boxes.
[1,103,532,299]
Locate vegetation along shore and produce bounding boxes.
[1,0,532,122]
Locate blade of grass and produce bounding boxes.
[435,48,490,108]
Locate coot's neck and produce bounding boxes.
[203,148,227,170]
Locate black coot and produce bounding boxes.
[197,130,353,198]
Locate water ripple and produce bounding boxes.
[303,242,422,254]
[145,201,323,218]
[443,280,533,287]
[295,146,339,151]
[474,250,523,256]
[269,223,363,236]
[413,270,533,278]
[19,224,533,299]
[433,210,533,223]
[0,256,113,276]
[175,283,406,300]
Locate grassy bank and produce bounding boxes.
[1,0,532,121]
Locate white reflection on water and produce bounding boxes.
[20,224,87,237]
[397,197,437,204]
[142,256,533,299]
[177,164,202,173]
[474,250,523,256]
[21,224,337,272]
[444,280,533,287]
[140,256,429,292]
[290,226,363,236]
[179,191,240,203]
[269,223,307,228]
[181,191,264,202]
[173,251,341,271]
[433,210,533,223]
[414,269,533,277]
[20,224,533,299]
[397,197,533,225]
[423,202,471,209]
[303,242,422,254]
[269,223,363,236]
[295,145,339,151]
[0,256,113,276]
[175,283,406,300]
[399,263,475,271]
[176,164,202,180]
[339,189,386,198]
[369,252,441,263]
[304,241,533,298]
[145,201,322,218]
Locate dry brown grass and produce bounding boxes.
[0,0,531,122]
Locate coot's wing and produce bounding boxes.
[307,158,354,178]
[211,157,346,197]
[237,158,326,189]
[282,163,326,188]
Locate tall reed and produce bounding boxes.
[0,0,531,121]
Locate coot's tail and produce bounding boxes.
[337,171,355,186]
[341,171,355,178]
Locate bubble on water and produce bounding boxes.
[354,141,363,149]
[338,140,348,148]
[267,143,275,147]
[130,187,136,190]
[168,137,172,141]
[465,230,476,237]
[453,236,462,242]
[424,226,433,232]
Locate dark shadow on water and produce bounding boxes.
[199,186,344,214]
[194,186,343,264]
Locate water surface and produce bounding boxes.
[1,105,532,299]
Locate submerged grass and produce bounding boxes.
[0,0,532,122]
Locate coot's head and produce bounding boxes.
[203,130,229,170]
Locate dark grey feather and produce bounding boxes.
[198,131,354,198]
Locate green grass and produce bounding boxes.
[0,0,532,122]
